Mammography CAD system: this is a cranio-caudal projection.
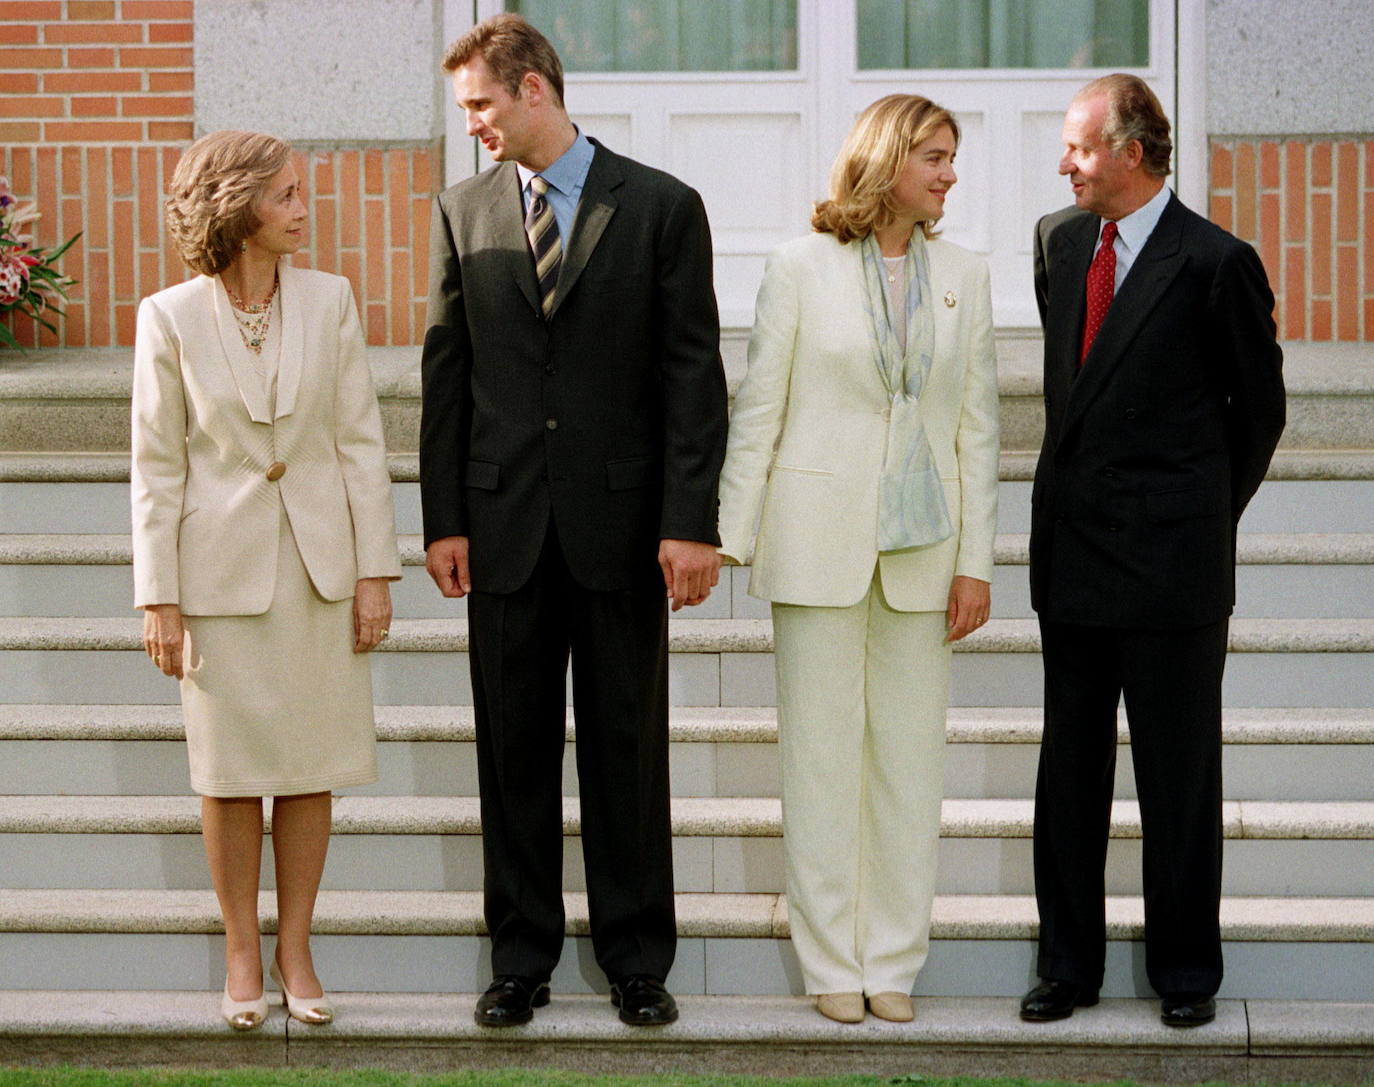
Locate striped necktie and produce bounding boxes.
[524,175,562,318]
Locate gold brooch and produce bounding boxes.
[943,290,957,307]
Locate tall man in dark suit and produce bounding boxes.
[1021,75,1285,1028]
[419,14,728,1028]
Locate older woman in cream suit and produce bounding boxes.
[718,95,999,1024]
[132,131,400,1031]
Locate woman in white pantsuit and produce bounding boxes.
[717,96,999,1024]
[132,131,401,1031]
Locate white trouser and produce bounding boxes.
[771,574,950,995]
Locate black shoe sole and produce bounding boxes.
[1162,1011,1215,1028]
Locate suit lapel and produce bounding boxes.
[1059,194,1188,439]
[210,273,272,424]
[274,262,304,419]
[1044,214,1097,438]
[546,141,621,321]
[480,163,542,317]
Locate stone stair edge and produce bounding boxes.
[6,449,1374,482]
[2,339,1369,397]
[3,889,1372,941]
[6,615,1374,653]
[3,793,1371,840]
[4,703,1371,744]
[7,531,1374,566]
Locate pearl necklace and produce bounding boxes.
[227,273,278,355]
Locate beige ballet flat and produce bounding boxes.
[270,960,333,1025]
[221,978,268,1031]
[816,992,865,1023]
[868,991,914,1022]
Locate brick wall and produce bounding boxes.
[1210,138,1373,341]
[0,0,437,348]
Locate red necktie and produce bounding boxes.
[1080,220,1119,365]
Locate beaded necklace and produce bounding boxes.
[226,272,279,355]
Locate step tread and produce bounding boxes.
[3,794,1372,840]
[6,449,1374,482]
[6,615,1374,653]
[2,889,1371,940]
[7,532,1374,565]
[2,704,1371,744]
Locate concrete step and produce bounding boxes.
[2,795,1370,897]
[1,991,1371,1083]
[5,532,1373,620]
[4,615,1374,708]
[3,705,1371,801]
[3,340,1370,453]
[1,889,1370,1000]
[5,453,1374,536]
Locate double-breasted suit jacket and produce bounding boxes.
[1030,195,1286,629]
[419,140,729,588]
[132,265,401,615]
[717,231,1000,609]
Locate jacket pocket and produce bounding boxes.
[465,460,500,491]
[606,455,656,491]
[1145,486,1224,523]
[771,463,833,477]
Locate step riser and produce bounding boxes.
[7,739,1373,802]
[3,834,1367,897]
[7,480,1374,535]
[1,931,1368,1001]
[9,562,1374,620]
[6,648,1374,708]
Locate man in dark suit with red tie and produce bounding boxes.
[419,14,728,1028]
[1021,74,1285,1027]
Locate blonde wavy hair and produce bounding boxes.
[812,95,959,244]
[165,130,293,275]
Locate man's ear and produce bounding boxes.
[1122,138,1145,170]
[520,70,544,106]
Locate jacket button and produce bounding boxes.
[544,365,555,376]
[1107,521,1120,532]
[1124,408,1138,420]
[545,418,558,430]
[266,461,286,481]
[1104,467,1119,478]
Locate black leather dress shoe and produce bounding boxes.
[1161,993,1216,1027]
[1019,979,1100,1022]
[474,975,550,1027]
[610,974,679,1026]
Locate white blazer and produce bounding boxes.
[717,232,999,610]
[131,264,401,615]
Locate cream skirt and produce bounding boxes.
[179,507,379,797]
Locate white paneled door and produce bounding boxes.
[452,0,1177,328]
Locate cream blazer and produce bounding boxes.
[717,232,999,610]
[131,264,401,615]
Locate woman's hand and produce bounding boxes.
[946,575,991,643]
[353,577,392,653]
[142,604,185,678]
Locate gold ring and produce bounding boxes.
[379,630,389,640]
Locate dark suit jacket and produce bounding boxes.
[419,140,729,593]
[1029,193,1285,628]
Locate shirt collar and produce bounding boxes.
[516,127,595,198]
[1101,183,1172,254]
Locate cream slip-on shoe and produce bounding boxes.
[816,992,865,1023]
[868,991,914,1022]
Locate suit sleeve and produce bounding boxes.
[654,184,729,544]
[1033,216,1051,329]
[419,195,475,547]
[953,259,1000,583]
[130,297,187,608]
[715,248,798,565]
[333,279,401,580]
[1209,241,1285,518]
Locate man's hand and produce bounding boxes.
[658,538,721,612]
[946,574,991,643]
[142,603,185,679]
[426,536,472,598]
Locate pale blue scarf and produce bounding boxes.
[859,231,953,551]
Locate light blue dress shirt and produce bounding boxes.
[516,128,595,247]
[1098,183,1172,292]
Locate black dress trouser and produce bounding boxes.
[1034,616,1229,997]
[466,517,675,984]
